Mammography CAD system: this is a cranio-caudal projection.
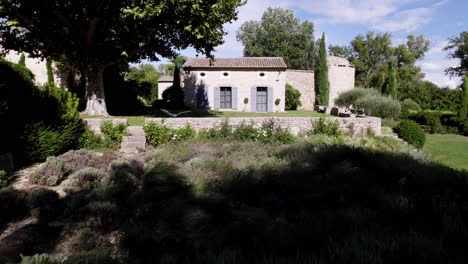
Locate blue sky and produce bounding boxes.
[157,0,467,88]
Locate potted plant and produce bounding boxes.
[243,97,249,112]
[275,98,281,113]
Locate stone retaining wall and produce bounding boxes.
[83,118,128,135]
[145,117,381,137]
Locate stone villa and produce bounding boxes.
[183,57,287,112]
[159,56,356,112]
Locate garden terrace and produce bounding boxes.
[145,116,382,136]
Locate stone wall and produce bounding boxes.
[145,117,381,137]
[285,70,315,110]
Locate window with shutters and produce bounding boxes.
[220,87,232,109]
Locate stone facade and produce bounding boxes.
[285,56,355,109]
[327,56,355,107]
[285,70,315,110]
[183,57,287,113]
[145,117,381,137]
[184,69,286,112]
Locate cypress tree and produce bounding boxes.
[375,72,386,93]
[18,53,26,66]
[315,32,329,106]
[46,59,55,87]
[388,67,398,99]
[383,67,398,98]
[460,75,468,120]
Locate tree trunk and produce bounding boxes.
[83,65,108,116]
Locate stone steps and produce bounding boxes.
[120,126,146,155]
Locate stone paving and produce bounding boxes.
[120,126,146,155]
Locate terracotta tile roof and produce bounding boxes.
[158,75,174,82]
[183,57,287,69]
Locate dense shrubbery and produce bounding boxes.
[80,121,128,150]
[145,119,360,146]
[0,58,86,165]
[394,120,426,148]
[462,119,468,136]
[146,119,298,144]
[401,98,422,112]
[354,94,401,118]
[0,170,14,188]
[309,118,342,137]
[100,121,128,149]
[335,88,400,118]
[144,121,196,146]
[403,80,462,112]
[334,87,379,108]
[30,157,73,186]
[162,85,185,109]
[3,138,468,263]
[20,254,117,264]
[407,111,461,134]
[400,98,422,119]
[285,84,302,110]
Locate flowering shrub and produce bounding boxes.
[308,118,342,137]
[144,121,196,146]
[167,119,295,144]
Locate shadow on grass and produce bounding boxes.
[2,143,468,263]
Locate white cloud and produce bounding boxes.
[292,0,398,23]
[415,37,463,88]
[209,0,448,57]
[371,7,432,32]
[289,0,447,33]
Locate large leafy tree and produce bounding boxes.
[0,0,244,115]
[444,31,468,78]
[315,33,329,106]
[125,63,162,102]
[333,32,429,93]
[328,45,353,61]
[236,7,315,70]
[350,32,394,87]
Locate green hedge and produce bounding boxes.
[407,111,461,134]
[394,120,426,149]
[0,58,85,165]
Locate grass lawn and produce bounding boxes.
[423,134,468,171]
[82,110,329,126]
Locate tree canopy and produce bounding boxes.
[0,0,244,115]
[330,32,429,95]
[125,63,162,102]
[328,45,353,61]
[236,7,315,70]
[444,31,468,78]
